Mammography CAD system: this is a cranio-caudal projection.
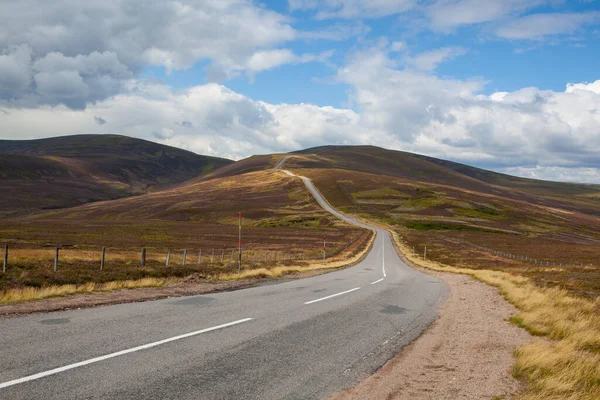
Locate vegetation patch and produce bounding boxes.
[452,206,507,220]
[256,216,322,228]
[405,221,503,233]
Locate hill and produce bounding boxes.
[0,135,232,216]
[292,145,600,217]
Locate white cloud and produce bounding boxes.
[495,12,600,40]
[407,47,467,71]
[0,0,335,107]
[501,166,600,184]
[289,0,416,19]
[426,0,544,32]
[1,68,600,182]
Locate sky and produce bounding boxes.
[0,1,599,183]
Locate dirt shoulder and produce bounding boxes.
[333,271,533,400]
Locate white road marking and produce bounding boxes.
[304,287,361,305]
[370,278,384,285]
[382,236,387,278]
[0,318,253,390]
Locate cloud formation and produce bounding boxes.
[0,0,334,107]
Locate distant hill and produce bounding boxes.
[0,134,232,217]
[292,145,600,216]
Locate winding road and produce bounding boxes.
[0,157,448,399]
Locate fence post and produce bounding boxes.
[54,247,59,272]
[141,248,146,267]
[424,246,427,261]
[2,244,7,273]
[100,247,106,270]
[166,250,170,266]
[230,249,234,262]
[182,249,187,266]
[198,249,202,264]
[211,249,215,263]
[221,250,224,262]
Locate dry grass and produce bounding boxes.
[0,277,173,304]
[216,229,375,281]
[391,231,600,400]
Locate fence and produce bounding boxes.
[0,232,369,274]
[418,239,597,268]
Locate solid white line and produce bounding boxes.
[304,287,361,305]
[370,278,384,285]
[0,318,253,390]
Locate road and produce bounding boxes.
[0,158,448,400]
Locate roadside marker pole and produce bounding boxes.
[54,247,59,272]
[141,248,146,267]
[323,236,326,263]
[166,250,170,267]
[100,247,106,271]
[424,246,427,261]
[182,249,187,266]
[221,250,224,262]
[211,249,215,263]
[198,249,202,265]
[238,211,242,273]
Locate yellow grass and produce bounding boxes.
[215,229,375,281]
[0,278,173,304]
[391,231,600,400]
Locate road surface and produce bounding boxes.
[0,158,448,399]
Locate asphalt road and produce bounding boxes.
[0,160,448,400]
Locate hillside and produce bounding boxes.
[292,145,600,217]
[0,135,232,216]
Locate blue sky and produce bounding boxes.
[141,0,600,106]
[1,0,600,182]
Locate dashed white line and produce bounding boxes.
[370,278,384,285]
[0,318,253,390]
[382,235,387,278]
[304,287,361,305]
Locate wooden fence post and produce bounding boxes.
[54,247,59,272]
[198,249,202,264]
[141,248,146,267]
[221,249,224,262]
[166,250,170,266]
[100,247,106,270]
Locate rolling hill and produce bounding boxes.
[291,145,600,217]
[0,134,232,216]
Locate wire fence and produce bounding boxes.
[1,232,369,273]
[434,239,598,268]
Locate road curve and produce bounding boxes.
[0,157,448,400]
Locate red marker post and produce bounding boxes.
[238,212,242,273]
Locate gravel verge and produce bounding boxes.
[333,271,533,400]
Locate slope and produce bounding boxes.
[292,145,600,217]
[0,134,232,216]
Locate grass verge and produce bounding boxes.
[215,229,375,280]
[391,231,600,400]
[0,278,173,304]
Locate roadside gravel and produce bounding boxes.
[334,272,532,400]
